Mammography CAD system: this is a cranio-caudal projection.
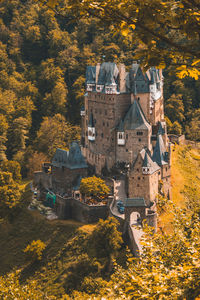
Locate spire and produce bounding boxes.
[88,113,94,127]
[143,151,151,168]
[158,121,164,135]
[123,99,150,130]
[152,134,167,166]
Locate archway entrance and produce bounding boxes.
[124,198,147,226]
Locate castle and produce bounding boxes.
[81,62,171,207]
[34,61,171,233]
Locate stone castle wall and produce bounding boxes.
[56,195,109,223]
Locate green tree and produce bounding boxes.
[92,217,123,272]
[185,109,200,141]
[35,114,80,158]
[80,176,110,201]
[42,0,200,77]
[0,115,8,162]
[172,121,182,135]
[1,160,21,182]
[165,94,185,124]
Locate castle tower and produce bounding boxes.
[81,62,167,175]
[128,149,160,207]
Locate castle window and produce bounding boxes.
[138,177,140,180]
[138,138,141,142]
[158,171,160,175]
[126,149,128,152]
[137,168,139,172]
[101,133,104,138]
[147,168,149,172]
[137,132,143,136]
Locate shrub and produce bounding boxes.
[24,240,46,261]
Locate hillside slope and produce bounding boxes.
[159,144,200,232]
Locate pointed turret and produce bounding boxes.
[152,134,167,166]
[123,99,150,130]
[140,149,160,174]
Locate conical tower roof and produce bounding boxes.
[123,100,150,130]
[152,134,167,166]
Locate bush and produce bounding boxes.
[24,240,46,261]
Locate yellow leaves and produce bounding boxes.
[120,21,136,37]
[176,65,200,80]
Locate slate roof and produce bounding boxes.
[149,67,160,84]
[88,113,95,127]
[86,66,96,84]
[117,119,124,132]
[158,121,165,135]
[140,149,160,174]
[143,151,151,168]
[52,142,88,170]
[123,100,151,130]
[124,198,146,207]
[97,62,119,87]
[152,134,168,166]
[129,63,150,94]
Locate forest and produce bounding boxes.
[0,0,200,173]
[0,0,200,299]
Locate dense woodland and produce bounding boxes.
[0,0,200,173]
[0,0,200,299]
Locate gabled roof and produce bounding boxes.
[88,113,95,127]
[124,198,146,207]
[52,143,88,170]
[152,134,168,166]
[97,62,119,86]
[129,63,150,94]
[140,148,160,174]
[86,66,96,84]
[123,100,151,130]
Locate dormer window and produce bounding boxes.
[142,167,150,174]
[80,109,85,116]
[117,132,125,145]
[88,126,95,141]
[105,84,117,94]
[96,85,103,92]
[86,84,95,91]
